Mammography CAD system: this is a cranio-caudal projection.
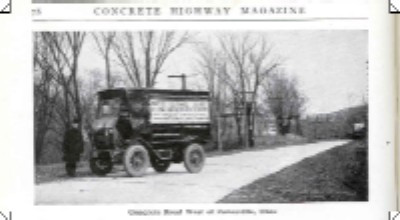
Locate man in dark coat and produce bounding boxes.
[62,118,84,177]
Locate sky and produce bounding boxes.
[79,30,368,115]
[267,30,368,114]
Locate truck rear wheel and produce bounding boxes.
[90,158,113,176]
[151,158,170,173]
[124,145,149,177]
[183,143,205,173]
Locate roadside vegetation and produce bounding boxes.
[218,140,368,203]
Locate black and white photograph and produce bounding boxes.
[34,30,368,204]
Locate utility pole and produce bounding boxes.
[168,74,187,90]
[212,67,223,152]
[216,72,223,152]
[240,91,249,149]
[242,91,254,149]
[210,69,222,151]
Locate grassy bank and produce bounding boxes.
[218,140,368,203]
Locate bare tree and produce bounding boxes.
[196,32,279,148]
[33,34,62,164]
[265,71,306,135]
[40,32,86,126]
[218,33,279,147]
[112,31,191,88]
[195,44,227,151]
[92,32,116,88]
[34,32,87,163]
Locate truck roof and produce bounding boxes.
[98,88,209,99]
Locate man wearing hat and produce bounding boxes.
[62,118,84,177]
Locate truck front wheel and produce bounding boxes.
[183,143,205,173]
[124,145,149,177]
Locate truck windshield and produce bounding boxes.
[97,98,121,117]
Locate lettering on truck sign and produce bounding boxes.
[149,99,210,124]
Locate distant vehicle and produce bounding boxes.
[89,88,211,177]
[352,122,366,139]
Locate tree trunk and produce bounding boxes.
[34,128,45,164]
[105,52,111,88]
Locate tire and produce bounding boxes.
[90,158,113,176]
[151,158,170,173]
[183,143,206,173]
[123,145,149,177]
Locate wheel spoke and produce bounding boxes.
[131,151,146,169]
[96,161,108,169]
[190,151,202,166]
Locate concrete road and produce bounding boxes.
[35,140,349,204]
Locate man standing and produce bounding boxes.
[62,118,84,177]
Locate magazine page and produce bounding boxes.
[0,0,397,219]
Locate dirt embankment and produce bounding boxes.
[219,140,368,203]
